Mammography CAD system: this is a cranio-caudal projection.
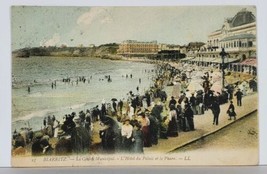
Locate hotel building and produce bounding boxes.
[182,8,256,73]
[117,40,158,56]
[198,8,256,60]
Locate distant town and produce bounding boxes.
[13,9,256,72]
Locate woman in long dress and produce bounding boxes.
[167,104,178,137]
[184,104,195,131]
[131,122,144,153]
[227,100,236,120]
[140,113,151,147]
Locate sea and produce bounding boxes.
[12,56,157,131]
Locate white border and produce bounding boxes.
[0,0,266,167]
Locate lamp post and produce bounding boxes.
[219,48,228,89]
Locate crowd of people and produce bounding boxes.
[12,61,256,156]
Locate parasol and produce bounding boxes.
[111,98,117,101]
[102,115,120,130]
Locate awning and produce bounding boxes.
[231,59,257,67]
[240,58,257,66]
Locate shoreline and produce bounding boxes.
[11,57,159,130]
[12,55,257,157]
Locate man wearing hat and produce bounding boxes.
[169,96,177,109]
[71,116,91,154]
[211,99,220,125]
[31,132,43,156]
[234,88,243,106]
[99,119,116,153]
[55,129,72,155]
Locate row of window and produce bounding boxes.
[221,40,253,48]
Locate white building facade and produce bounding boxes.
[197,8,256,60]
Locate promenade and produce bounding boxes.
[144,86,258,154]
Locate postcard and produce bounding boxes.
[11,6,258,167]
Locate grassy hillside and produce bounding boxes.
[12,43,119,58]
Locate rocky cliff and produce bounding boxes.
[12,43,119,58]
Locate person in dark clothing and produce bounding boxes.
[31,140,43,156]
[178,92,185,104]
[227,100,237,120]
[71,116,91,154]
[249,79,257,92]
[14,133,25,148]
[62,115,76,135]
[39,136,53,155]
[79,111,86,123]
[131,97,137,113]
[101,103,107,121]
[160,116,169,139]
[52,115,56,122]
[189,93,197,115]
[211,100,220,125]
[27,128,34,143]
[92,105,100,122]
[150,104,163,122]
[55,130,72,155]
[204,91,210,111]
[175,104,183,131]
[160,91,167,102]
[145,92,151,107]
[148,112,159,145]
[184,104,195,131]
[43,117,47,127]
[31,132,44,156]
[234,89,243,106]
[169,96,177,109]
[167,104,178,137]
[112,100,117,113]
[118,100,123,113]
[227,85,234,100]
[100,123,116,154]
[131,122,144,154]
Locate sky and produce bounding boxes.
[11,6,256,50]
